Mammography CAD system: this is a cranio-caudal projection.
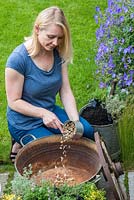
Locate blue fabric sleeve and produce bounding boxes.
[6,52,25,76]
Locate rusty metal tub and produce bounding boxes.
[15,135,102,186]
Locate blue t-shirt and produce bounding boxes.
[6,44,63,130]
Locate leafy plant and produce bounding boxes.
[105,94,126,120]
[79,183,106,200]
[2,169,106,200]
[2,194,22,200]
[124,171,129,196]
[94,0,134,96]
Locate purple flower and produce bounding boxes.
[122,73,133,87]
[96,25,105,40]
[123,46,131,54]
[116,6,122,14]
[123,73,128,80]
[122,57,125,62]
[96,69,100,74]
[123,6,128,13]
[96,6,100,12]
[119,16,124,23]
[97,43,109,58]
[99,82,106,88]
[107,29,111,38]
[108,55,115,68]
[105,17,111,27]
[108,0,114,8]
[129,70,134,76]
[131,48,134,54]
[94,15,98,24]
[129,26,132,32]
[101,68,105,75]
[108,69,113,74]
[130,13,134,19]
[121,38,125,44]
[112,73,116,78]
[113,37,118,45]
[124,63,128,69]
[125,77,133,86]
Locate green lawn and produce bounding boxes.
[0,0,107,169]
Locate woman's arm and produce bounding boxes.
[5,68,63,131]
[59,64,79,121]
[5,68,45,117]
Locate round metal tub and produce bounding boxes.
[15,135,102,186]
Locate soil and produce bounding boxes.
[80,99,113,125]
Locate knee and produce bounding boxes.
[79,117,94,140]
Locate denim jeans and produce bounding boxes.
[8,105,94,145]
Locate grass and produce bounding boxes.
[118,104,134,170]
[0,0,107,170]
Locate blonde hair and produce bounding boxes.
[25,6,73,63]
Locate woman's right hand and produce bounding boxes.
[42,110,63,133]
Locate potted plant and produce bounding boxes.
[79,98,121,161]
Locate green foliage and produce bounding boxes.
[103,79,134,122]
[124,171,129,195]
[11,165,34,196]
[105,94,126,120]
[6,171,106,200]
[79,183,106,200]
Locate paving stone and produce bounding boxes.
[0,173,9,198]
[118,174,129,200]
[128,171,134,200]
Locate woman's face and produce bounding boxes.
[36,24,64,51]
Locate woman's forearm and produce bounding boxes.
[8,99,45,119]
[60,91,79,121]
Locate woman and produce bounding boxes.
[5,6,94,163]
